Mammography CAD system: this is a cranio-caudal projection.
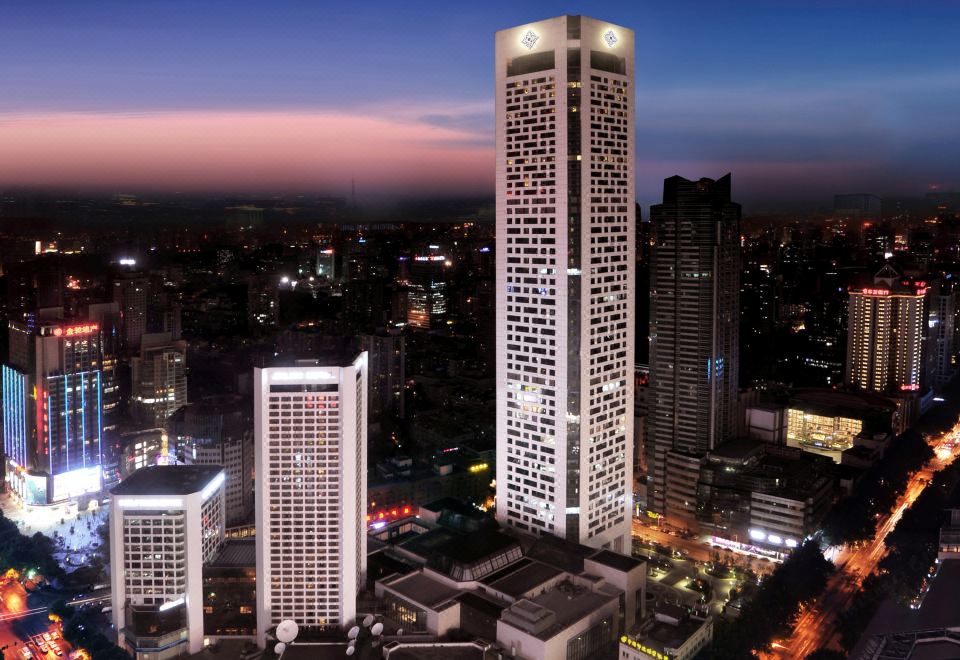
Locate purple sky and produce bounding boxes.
[1,0,958,210]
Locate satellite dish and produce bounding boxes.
[274,642,287,656]
[276,620,299,643]
[346,647,356,656]
[371,622,384,636]
[362,615,375,628]
[347,626,360,639]
[397,629,403,636]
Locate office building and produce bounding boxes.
[113,270,150,351]
[648,175,741,523]
[407,253,448,329]
[110,465,226,658]
[361,332,406,420]
[495,15,635,551]
[254,355,368,646]
[3,313,104,505]
[132,332,188,428]
[926,281,957,390]
[845,265,926,396]
[169,396,254,526]
[119,428,174,480]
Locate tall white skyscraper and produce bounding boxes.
[254,355,367,647]
[495,15,635,551]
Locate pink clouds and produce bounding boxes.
[0,110,494,193]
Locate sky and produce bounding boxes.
[1,0,958,211]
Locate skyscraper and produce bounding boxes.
[406,252,448,329]
[648,175,741,523]
[131,332,188,428]
[112,269,150,351]
[495,15,635,551]
[168,396,255,526]
[3,312,104,505]
[846,265,927,396]
[254,355,367,646]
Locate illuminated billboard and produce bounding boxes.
[23,473,48,506]
[51,465,102,502]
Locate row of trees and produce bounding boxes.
[51,600,132,660]
[0,512,65,583]
[835,459,960,650]
[821,430,933,545]
[702,541,835,659]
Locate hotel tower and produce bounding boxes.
[495,15,635,551]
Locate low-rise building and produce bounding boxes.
[619,604,713,660]
[373,527,646,660]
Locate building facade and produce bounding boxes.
[169,396,254,526]
[648,175,741,523]
[254,356,368,646]
[3,314,104,505]
[846,266,927,397]
[495,14,635,551]
[131,332,188,428]
[110,465,226,659]
[361,332,406,420]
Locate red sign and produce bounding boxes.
[900,383,920,391]
[860,288,890,296]
[52,324,99,337]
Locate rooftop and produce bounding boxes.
[383,571,461,609]
[432,529,519,565]
[500,579,619,641]
[484,560,562,599]
[589,549,645,573]
[111,465,223,496]
[630,615,709,656]
[207,539,256,568]
[789,388,897,417]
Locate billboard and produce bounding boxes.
[51,465,102,502]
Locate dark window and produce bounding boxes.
[590,50,625,75]
[507,50,555,77]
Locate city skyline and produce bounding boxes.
[1,1,959,210]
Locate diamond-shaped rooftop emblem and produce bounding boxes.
[521,29,540,50]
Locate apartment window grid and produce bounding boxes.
[583,70,630,538]
[266,390,343,627]
[122,512,187,603]
[503,71,560,534]
[201,490,224,563]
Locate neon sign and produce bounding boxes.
[860,288,889,296]
[900,383,920,391]
[52,324,99,337]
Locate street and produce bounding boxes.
[761,419,960,658]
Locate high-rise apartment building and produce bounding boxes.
[648,175,741,523]
[113,270,150,351]
[406,253,448,329]
[846,265,927,395]
[132,332,188,428]
[254,355,367,646]
[3,312,104,505]
[110,465,226,658]
[361,332,406,420]
[168,396,254,526]
[495,15,635,551]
